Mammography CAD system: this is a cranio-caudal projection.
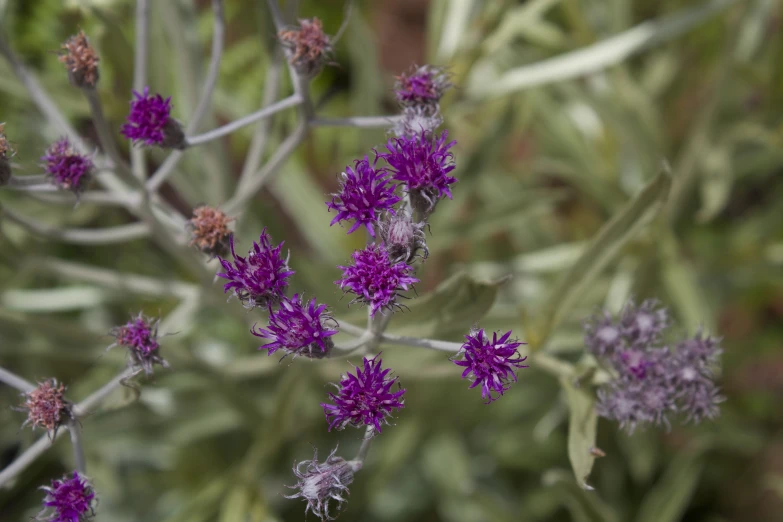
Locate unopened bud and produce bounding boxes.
[59,31,100,89]
[187,205,233,258]
[286,446,357,520]
[17,379,74,438]
[279,18,333,77]
[379,212,428,264]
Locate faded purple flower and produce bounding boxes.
[37,472,96,522]
[326,156,401,237]
[286,446,358,521]
[335,243,418,317]
[279,18,333,77]
[322,354,405,433]
[41,139,93,193]
[17,379,73,438]
[392,105,444,138]
[671,331,725,423]
[583,310,624,358]
[252,293,338,359]
[378,211,428,264]
[216,230,294,309]
[120,87,185,149]
[110,313,168,375]
[380,130,457,216]
[453,328,528,402]
[620,299,670,346]
[394,65,451,108]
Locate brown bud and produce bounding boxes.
[279,18,333,77]
[18,379,74,438]
[59,31,100,89]
[187,205,234,258]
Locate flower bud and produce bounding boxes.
[187,205,233,258]
[58,31,100,89]
[279,18,333,77]
[286,446,358,520]
[110,313,169,375]
[17,379,74,439]
[378,212,428,264]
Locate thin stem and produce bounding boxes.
[264,0,285,30]
[310,116,400,129]
[332,332,374,355]
[187,0,225,134]
[67,420,86,474]
[83,89,136,183]
[347,426,374,471]
[0,366,35,393]
[337,321,365,337]
[2,209,150,244]
[378,332,462,352]
[131,0,151,181]
[6,175,49,186]
[25,190,140,209]
[186,95,302,146]
[145,151,183,192]
[72,367,139,417]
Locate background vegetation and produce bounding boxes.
[1,0,782,521]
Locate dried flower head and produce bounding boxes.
[120,87,185,149]
[37,472,96,522]
[216,230,294,309]
[378,211,428,264]
[286,446,358,520]
[279,18,332,77]
[187,205,233,258]
[380,130,457,216]
[58,31,99,88]
[326,156,401,238]
[41,138,94,193]
[0,123,12,185]
[453,328,528,402]
[335,243,419,317]
[394,64,452,108]
[392,105,444,138]
[252,293,338,359]
[110,313,168,375]
[322,354,405,433]
[18,379,73,437]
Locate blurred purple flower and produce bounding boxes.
[37,472,96,522]
[453,328,528,402]
[120,87,185,149]
[394,65,451,108]
[286,446,357,520]
[110,313,168,375]
[41,139,93,193]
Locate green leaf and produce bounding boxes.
[635,450,706,522]
[537,166,672,347]
[543,470,617,522]
[561,378,598,489]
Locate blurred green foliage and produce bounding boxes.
[1,0,783,521]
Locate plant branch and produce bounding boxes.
[187,0,225,134]
[67,420,87,474]
[83,88,135,184]
[310,116,400,129]
[2,209,150,244]
[0,366,35,393]
[131,0,151,181]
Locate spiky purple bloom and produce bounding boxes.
[326,156,401,237]
[41,139,93,193]
[394,65,451,108]
[120,87,185,149]
[252,293,338,359]
[37,472,96,522]
[110,313,168,375]
[453,328,528,402]
[380,130,457,215]
[216,230,294,309]
[322,354,405,433]
[286,446,358,521]
[335,244,418,317]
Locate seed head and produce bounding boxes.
[453,328,528,402]
[18,379,73,438]
[378,211,428,264]
[37,472,96,522]
[286,446,357,520]
[394,65,452,109]
[120,87,185,149]
[58,31,99,88]
[110,313,168,375]
[279,18,332,77]
[322,354,405,433]
[41,138,94,194]
[187,205,233,258]
[216,230,294,309]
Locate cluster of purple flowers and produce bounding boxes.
[584,299,724,433]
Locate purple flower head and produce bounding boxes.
[216,230,294,309]
[17,379,74,438]
[583,310,624,358]
[321,354,405,433]
[380,130,457,216]
[37,472,96,522]
[326,156,401,237]
[120,87,185,149]
[286,446,357,521]
[394,65,452,108]
[335,243,419,317]
[453,328,528,402]
[41,139,93,193]
[620,299,670,346]
[392,105,444,138]
[110,313,168,375]
[671,331,725,423]
[252,293,339,360]
[378,211,428,264]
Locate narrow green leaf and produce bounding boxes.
[635,450,705,522]
[561,378,598,489]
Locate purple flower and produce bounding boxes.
[322,354,405,433]
[216,230,294,309]
[326,156,401,237]
[671,331,725,423]
[620,299,670,346]
[453,328,528,402]
[286,446,358,520]
[252,293,338,359]
[583,310,624,358]
[394,65,451,108]
[335,243,419,317]
[380,130,457,215]
[120,87,185,149]
[37,472,96,522]
[378,211,428,264]
[110,313,168,375]
[17,379,73,438]
[41,139,93,193]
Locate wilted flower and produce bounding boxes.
[279,18,332,77]
[453,328,528,402]
[392,105,444,138]
[394,64,451,109]
[41,139,93,194]
[671,330,725,423]
[322,354,405,433]
[286,446,358,520]
[187,205,233,258]
[37,472,96,522]
[252,293,338,359]
[326,156,401,238]
[18,379,73,438]
[110,313,168,375]
[216,230,294,309]
[619,299,670,346]
[380,130,457,216]
[378,211,428,264]
[0,123,13,185]
[335,244,418,317]
[58,31,99,88]
[120,87,185,149]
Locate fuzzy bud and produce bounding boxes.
[187,205,233,258]
[110,313,168,375]
[58,31,99,89]
[378,212,428,264]
[286,447,358,520]
[279,18,332,77]
[17,379,74,438]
